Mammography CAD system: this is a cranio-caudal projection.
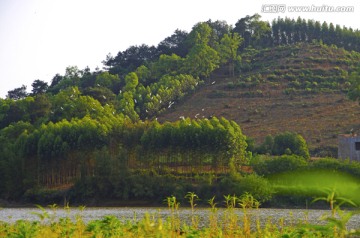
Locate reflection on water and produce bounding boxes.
[0,207,359,229]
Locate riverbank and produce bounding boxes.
[0,207,359,237]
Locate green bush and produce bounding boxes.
[218,174,273,203]
[237,174,273,203]
[310,157,360,178]
[273,132,310,159]
[252,154,308,176]
[255,132,310,159]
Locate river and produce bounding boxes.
[0,207,359,229]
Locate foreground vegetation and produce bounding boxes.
[1,193,359,237]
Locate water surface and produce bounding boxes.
[0,207,359,229]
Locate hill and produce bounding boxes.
[1,16,360,202]
[158,43,360,156]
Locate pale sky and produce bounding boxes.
[1,0,359,98]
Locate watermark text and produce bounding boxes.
[261,4,354,13]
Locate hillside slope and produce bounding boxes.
[158,43,360,155]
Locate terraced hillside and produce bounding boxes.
[158,43,360,156]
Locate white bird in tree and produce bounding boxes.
[168,101,175,108]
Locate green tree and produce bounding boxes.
[185,44,219,79]
[348,68,360,104]
[95,72,121,92]
[314,21,322,40]
[124,72,139,92]
[1,97,34,126]
[103,44,159,75]
[206,19,232,43]
[7,85,28,100]
[31,79,48,95]
[249,15,272,47]
[83,87,116,105]
[29,94,51,123]
[217,33,243,76]
[321,21,330,44]
[233,15,254,48]
[135,65,152,85]
[152,54,185,78]
[233,14,271,48]
[187,22,213,46]
[157,29,189,57]
[273,132,310,159]
[119,91,139,121]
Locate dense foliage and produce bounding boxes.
[0,114,247,200]
[252,132,310,159]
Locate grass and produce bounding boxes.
[0,193,359,237]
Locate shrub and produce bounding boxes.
[252,154,308,176]
[273,132,310,159]
[310,158,360,178]
[255,132,310,159]
[237,174,273,203]
[218,174,273,203]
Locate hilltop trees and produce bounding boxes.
[7,85,28,100]
[233,14,271,49]
[270,17,360,51]
[157,29,189,57]
[103,44,159,76]
[31,80,48,95]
